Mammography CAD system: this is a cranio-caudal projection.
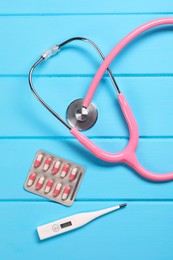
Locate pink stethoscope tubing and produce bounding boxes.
[71,17,173,182]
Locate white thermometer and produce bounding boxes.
[37,203,127,240]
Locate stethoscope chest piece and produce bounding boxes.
[66,99,98,130]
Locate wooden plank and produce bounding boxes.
[0,1,172,14]
[0,77,173,137]
[0,15,173,75]
[1,139,173,200]
[0,201,172,260]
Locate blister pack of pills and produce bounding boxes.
[24,150,85,206]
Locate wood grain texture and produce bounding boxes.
[0,1,173,259]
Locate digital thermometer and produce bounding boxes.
[37,203,127,240]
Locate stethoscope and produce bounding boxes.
[29,17,173,182]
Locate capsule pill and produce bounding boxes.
[62,186,71,200]
[36,176,45,190]
[52,161,61,175]
[43,157,53,171]
[34,153,43,168]
[69,168,78,181]
[61,164,69,178]
[27,172,37,187]
[53,183,62,197]
[45,179,54,194]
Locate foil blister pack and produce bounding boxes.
[24,150,85,206]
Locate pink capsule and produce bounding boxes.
[27,172,37,187]
[44,179,54,194]
[53,183,62,197]
[36,176,45,190]
[43,157,53,171]
[61,164,70,178]
[69,168,78,181]
[52,161,61,175]
[34,153,43,168]
[62,186,71,200]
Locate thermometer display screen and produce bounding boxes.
[60,221,72,229]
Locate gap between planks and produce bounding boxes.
[1,199,173,202]
[0,136,173,140]
[0,13,173,17]
[0,74,173,78]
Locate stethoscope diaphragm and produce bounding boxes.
[66,98,98,131]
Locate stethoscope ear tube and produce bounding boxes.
[28,37,120,131]
[71,115,173,182]
[82,17,173,108]
[28,56,72,130]
[80,17,173,182]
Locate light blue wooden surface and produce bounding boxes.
[1,1,173,259]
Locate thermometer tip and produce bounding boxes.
[119,203,127,208]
